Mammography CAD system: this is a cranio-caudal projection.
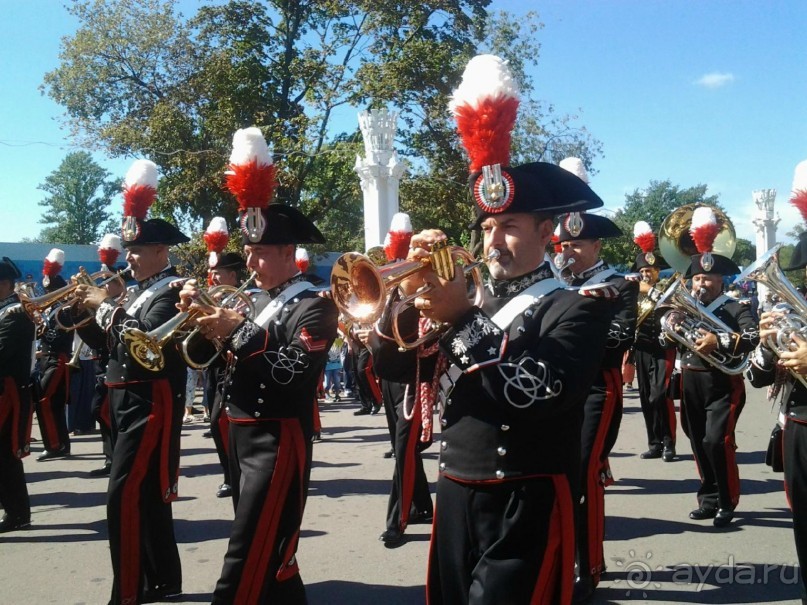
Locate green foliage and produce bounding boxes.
[37,151,116,244]
[42,0,602,256]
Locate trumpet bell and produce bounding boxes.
[659,204,736,274]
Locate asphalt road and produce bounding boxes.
[0,381,803,604]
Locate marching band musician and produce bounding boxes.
[72,159,190,604]
[0,257,36,533]
[554,207,639,602]
[371,55,613,605]
[631,221,677,461]
[370,212,435,548]
[674,206,758,528]
[180,128,337,604]
[36,248,73,461]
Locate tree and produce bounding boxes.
[42,1,601,249]
[37,151,116,244]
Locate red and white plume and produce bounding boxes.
[449,54,519,172]
[689,206,720,254]
[225,127,276,211]
[43,248,64,278]
[551,224,562,254]
[559,157,589,184]
[295,248,310,273]
[633,221,655,253]
[384,212,413,262]
[204,216,229,268]
[790,159,807,222]
[123,160,158,220]
[98,233,123,270]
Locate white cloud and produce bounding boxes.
[695,72,736,89]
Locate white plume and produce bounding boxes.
[124,159,158,189]
[229,127,272,167]
[793,159,807,192]
[389,212,412,233]
[691,206,717,229]
[206,216,228,234]
[448,54,519,113]
[46,248,65,265]
[99,233,123,251]
[633,221,652,238]
[559,157,589,184]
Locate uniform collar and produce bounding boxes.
[137,265,176,289]
[267,272,307,299]
[573,259,608,281]
[488,262,554,298]
[0,292,19,310]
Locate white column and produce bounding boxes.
[751,188,779,257]
[355,109,407,251]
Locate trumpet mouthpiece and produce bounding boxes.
[487,249,501,261]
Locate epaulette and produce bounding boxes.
[578,282,619,300]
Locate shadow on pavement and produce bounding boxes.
[305,581,424,604]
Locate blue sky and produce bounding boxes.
[1,0,806,249]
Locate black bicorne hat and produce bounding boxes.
[630,252,670,272]
[44,274,67,292]
[240,203,325,246]
[555,212,622,242]
[781,232,807,271]
[469,162,604,229]
[684,253,740,278]
[214,252,246,271]
[121,218,190,248]
[0,257,21,282]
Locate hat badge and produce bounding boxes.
[241,207,266,243]
[645,251,656,265]
[122,216,140,242]
[474,164,514,213]
[565,212,584,238]
[700,251,714,272]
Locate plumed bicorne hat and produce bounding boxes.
[215,252,246,271]
[0,256,22,282]
[630,221,669,271]
[449,55,604,228]
[684,206,739,278]
[782,160,807,271]
[204,217,230,269]
[383,212,413,262]
[225,127,324,246]
[120,160,189,247]
[42,248,66,291]
[98,233,124,271]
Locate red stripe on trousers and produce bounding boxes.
[156,380,176,503]
[662,348,677,445]
[1,376,23,457]
[530,476,575,605]
[119,392,165,603]
[725,375,744,509]
[584,368,620,581]
[100,395,111,430]
[218,408,230,456]
[235,420,302,605]
[312,397,321,434]
[399,399,422,531]
[365,358,382,404]
[38,356,68,450]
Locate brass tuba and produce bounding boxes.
[124,273,257,372]
[734,243,807,387]
[330,241,492,350]
[659,204,736,274]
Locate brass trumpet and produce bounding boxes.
[124,273,257,372]
[330,241,495,350]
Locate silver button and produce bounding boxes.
[440,419,447,427]
[439,462,446,471]
[440,441,447,450]
[447,398,452,406]
[293,297,299,303]
[497,446,507,456]
[501,424,510,431]
[525,309,533,318]
[254,411,261,417]
[227,395,231,400]
[260,383,266,389]
[257,398,264,404]
[225,407,230,412]
[517,326,526,334]
[122,363,126,368]
[495,470,505,479]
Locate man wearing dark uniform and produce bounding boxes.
[74,159,190,604]
[0,257,36,532]
[36,249,73,461]
[183,127,338,604]
[555,212,639,601]
[629,227,677,462]
[672,207,758,528]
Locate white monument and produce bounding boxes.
[354,109,407,251]
[751,188,779,258]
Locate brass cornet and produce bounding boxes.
[330,241,495,350]
[124,273,257,372]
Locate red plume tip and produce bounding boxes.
[203,230,229,254]
[42,259,62,278]
[633,232,656,254]
[790,190,807,222]
[691,223,721,254]
[123,184,157,220]
[384,231,412,262]
[98,248,120,268]
[225,160,277,210]
[454,96,519,173]
[295,258,310,273]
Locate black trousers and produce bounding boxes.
[90,377,113,464]
[382,380,433,532]
[0,386,30,521]
[428,474,574,605]
[213,420,311,605]
[107,382,183,605]
[206,371,230,487]
[36,356,70,452]
[635,347,677,448]
[680,369,744,510]
[784,418,807,600]
[577,367,622,584]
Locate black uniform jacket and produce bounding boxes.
[0,293,36,457]
[570,261,638,370]
[372,262,612,482]
[222,275,338,432]
[679,296,759,371]
[748,346,807,423]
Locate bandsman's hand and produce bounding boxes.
[73,285,108,311]
[414,261,472,325]
[195,307,244,342]
[758,310,781,346]
[779,334,807,376]
[694,329,718,355]
[401,229,447,296]
[177,280,201,312]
